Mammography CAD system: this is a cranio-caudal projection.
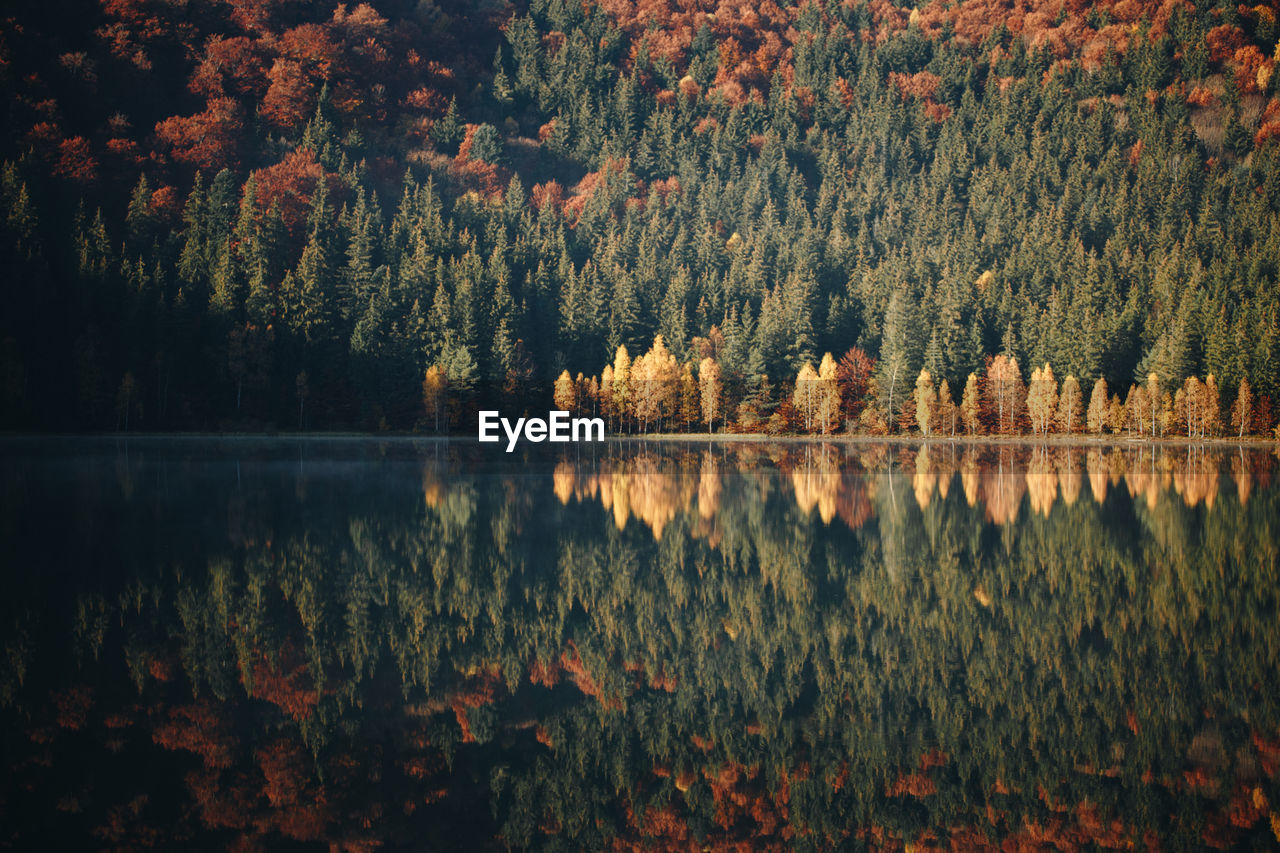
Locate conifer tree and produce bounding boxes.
[875,290,911,431]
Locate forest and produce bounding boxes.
[1,0,1279,434]
[2,441,1278,848]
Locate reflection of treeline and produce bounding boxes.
[3,446,1280,848]
[553,443,1273,535]
[554,334,1280,440]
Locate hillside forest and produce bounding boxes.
[2,0,1280,435]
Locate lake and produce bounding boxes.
[1,437,1278,850]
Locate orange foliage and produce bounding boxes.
[260,59,315,129]
[153,702,238,768]
[189,36,267,99]
[890,70,941,101]
[529,654,564,687]
[1188,85,1219,108]
[148,654,178,682]
[149,185,181,220]
[1207,24,1248,64]
[155,97,244,171]
[54,137,97,182]
[250,148,338,234]
[54,686,94,730]
[530,180,565,214]
[248,646,319,721]
[887,771,937,798]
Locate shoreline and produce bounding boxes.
[1,431,1276,450]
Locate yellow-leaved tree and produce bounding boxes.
[914,369,937,436]
[698,357,723,433]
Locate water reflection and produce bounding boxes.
[553,442,1273,538]
[1,438,1278,850]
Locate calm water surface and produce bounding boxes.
[1,437,1278,850]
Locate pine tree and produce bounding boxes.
[432,97,463,153]
[875,290,911,431]
[125,174,155,249]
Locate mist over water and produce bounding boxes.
[1,437,1278,850]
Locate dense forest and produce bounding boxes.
[2,441,1279,848]
[1,0,1279,433]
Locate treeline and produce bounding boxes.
[550,331,1278,438]
[1,0,1279,431]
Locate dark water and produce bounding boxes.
[1,437,1279,850]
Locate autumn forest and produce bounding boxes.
[1,0,1279,435]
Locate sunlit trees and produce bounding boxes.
[1086,378,1110,435]
[1026,364,1058,437]
[960,373,980,435]
[836,347,875,427]
[422,365,447,433]
[698,357,722,433]
[553,370,576,413]
[793,361,819,433]
[609,346,632,433]
[913,369,937,437]
[1232,377,1254,438]
[1057,375,1082,434]
[633,335,678,431]
[815,353,840,435]
[1177,375,1224,439]
[1145,373,1163,437]
[935,379,957,436]
[6,0,1280,436]
[985,355,1025,435]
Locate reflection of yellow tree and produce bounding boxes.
[1086,448,1108,505]
[982,449,1025,525]
[791,445,839,523]
[913,445,936,510]
[697,451,722,520]
[1025,447,1057,517]
[1057,449,1081,505]
[553,461,575,505]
